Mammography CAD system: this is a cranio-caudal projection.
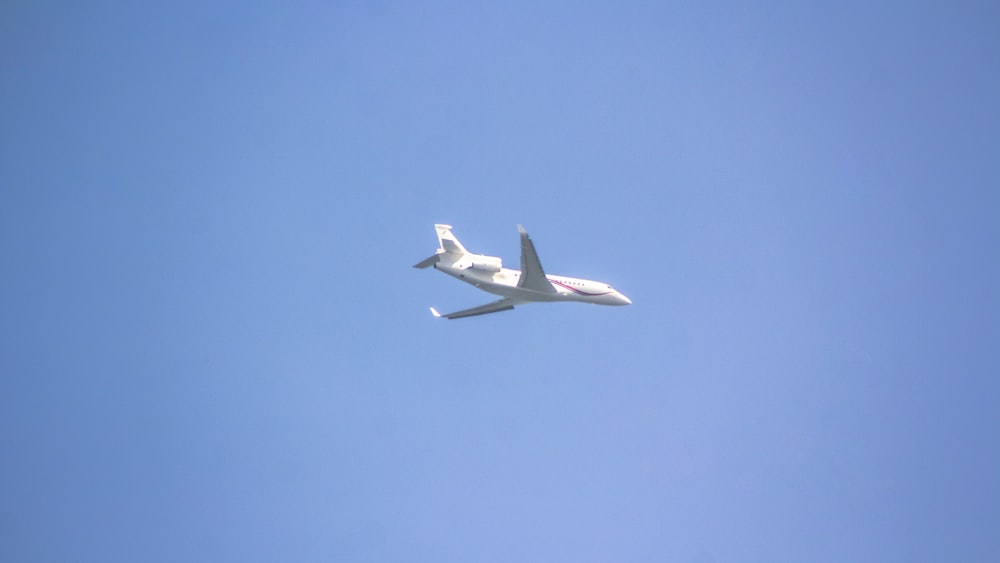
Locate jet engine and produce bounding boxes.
[469,255,502,272]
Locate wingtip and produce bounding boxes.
[517,224,527,235]
[429,307,442,318]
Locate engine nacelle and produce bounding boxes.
[469,255,502,272]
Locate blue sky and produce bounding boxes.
[2,2,998,561]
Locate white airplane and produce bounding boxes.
[414,224,631,319]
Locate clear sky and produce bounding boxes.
[2,2,999,562]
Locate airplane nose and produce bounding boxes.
[617,292,632,305]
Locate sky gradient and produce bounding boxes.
[2,2,999,562]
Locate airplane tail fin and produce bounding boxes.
[433,224,468,255]
[413,224,468,269]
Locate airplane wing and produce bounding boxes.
[516,225,557,294]
[430,298,522,320]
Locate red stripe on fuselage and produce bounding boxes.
[548,278,613,296]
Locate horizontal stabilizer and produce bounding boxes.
[413,251,441,269]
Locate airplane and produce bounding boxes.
[414,224,631,319]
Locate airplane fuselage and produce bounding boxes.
[434,259,631,306]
